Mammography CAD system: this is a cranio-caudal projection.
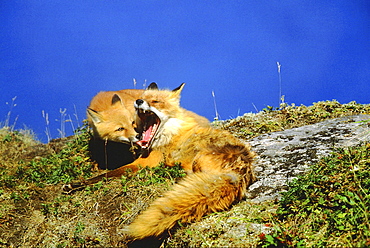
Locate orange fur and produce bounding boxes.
[88,89,144,113]
[87,89,144,143]
[129,86,256,239]
[65,84,256,240]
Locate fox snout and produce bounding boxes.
[135,99,150,111]
[135,98,168,123]
[135,99,154,115]
[135,99,144,106]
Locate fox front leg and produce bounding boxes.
[62,150,164,193]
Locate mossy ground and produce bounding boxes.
[0,100,369,247]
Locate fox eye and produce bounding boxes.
[151,100,160,104]
[116,127,125,132]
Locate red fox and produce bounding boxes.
[64,84,255,240]
[87,89,145,143]
[86,88,148,170]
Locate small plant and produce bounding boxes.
[134,163,186,186]
[259,143,370,247]
[118,163,186,192]
[73,221,86,244]
[84,180,104,195]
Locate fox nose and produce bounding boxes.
[136,99,144,106]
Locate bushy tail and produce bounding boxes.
[127,171,243,240]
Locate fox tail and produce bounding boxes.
[126,171,244,240]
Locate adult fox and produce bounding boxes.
[64,84,256,240]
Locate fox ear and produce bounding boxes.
[171,83,185,101]
[87,108,102,124]
[171,83,185,99]
[172,83,185,93]
[147,82,158,90]
[111,94,123,105]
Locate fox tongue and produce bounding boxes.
[143,125,153,141]
[137,125,153,148]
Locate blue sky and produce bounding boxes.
[1,1,369,142]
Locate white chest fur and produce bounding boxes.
[152,118,184,148]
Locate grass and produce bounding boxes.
[0,100,369,247]
[0,123,94,188]
[0,121,187,247]
[216,100,370,139]
[258,144,370,247]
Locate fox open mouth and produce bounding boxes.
[136,109,161,149]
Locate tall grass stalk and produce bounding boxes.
[68,114,75,133]
[43,107,80,142]
[69,104,82,135]
[57,108,67,138]
[4,96,18,131]
[73,104,80,126]
[252,102,259,113]
[276,62,283,107]
[143,79,147,89]
[133,78,148,89]
[42,110,52,143]
[212,90,220,120]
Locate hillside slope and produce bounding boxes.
[0,100,369,247]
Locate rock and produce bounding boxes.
[246,114,370,202]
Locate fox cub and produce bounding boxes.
[87,88,145,143]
